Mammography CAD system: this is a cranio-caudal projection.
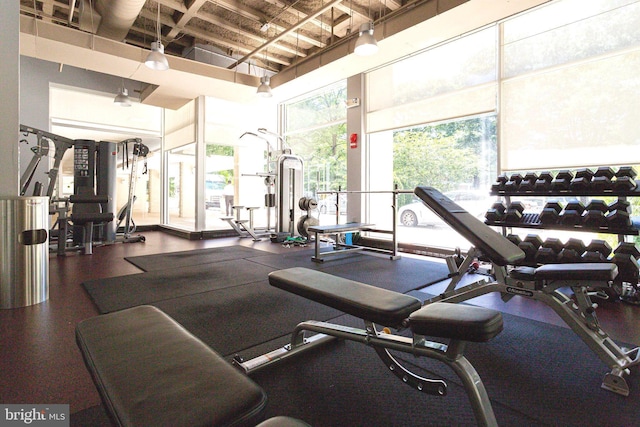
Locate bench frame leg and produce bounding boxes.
[234,319,498,427]
[429,257,640,396]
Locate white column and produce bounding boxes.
[346,74,365,223]
[0,2,20,196]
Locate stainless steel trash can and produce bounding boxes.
[0,196,49,309]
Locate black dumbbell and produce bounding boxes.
[611,253,640,284]
[591,167,615,190]
[506,234,522,247]
[535,247,557,264]
[558,238,586,263]
[570,168,594,191]
[613,166,638,191]
[539,201,563,224]
[612,175,637,192]
[613,242,640,259]
[519,172,539,191]
[485,202,507,223]
[611,247,640,292]
[504,174,523,192]
[565,238,587,254]
[543,237,564,254]
[586,199,608,213]
[609,199,631,214]
[582,239,612,262]
[491,174,509,192]
[519,234,543,264]
[551,170,574,190]
[559,200,585,225]
[535,237,564,264]
[583,199,608,228]
[565,200,586,213]
[504,201,526,222]
[535,171,553,191]
[606,200,632,229]
[616,166,637,179]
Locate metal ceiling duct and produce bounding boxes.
[80,0,146,42]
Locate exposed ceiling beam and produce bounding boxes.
[185,7,308,58]
[228,0,343,70]
[212,0,326,47]
[165,0,208,40]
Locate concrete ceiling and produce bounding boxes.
[19,0,550,108]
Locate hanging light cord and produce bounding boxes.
[156,1,161,43]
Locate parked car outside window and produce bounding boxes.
[398,190,493,227]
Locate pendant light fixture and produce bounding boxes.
[256,36,273,98]
[256,76,273,98]
[354,0,378,56]
[145,2,169,71]
[114,79,132,107]
[354,21,378,56]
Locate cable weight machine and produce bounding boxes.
[116,138,149,243]
[236,129,305,242]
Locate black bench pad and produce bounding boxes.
[409,303,503,342]
[307,222,373,233]
[71,212,114,224]
[76,305,267,427]
[414,186,525,266]
[534,262,618,282]
[268,267,422,327]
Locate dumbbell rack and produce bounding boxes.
[485,166,640,242]
[485,167,640,303]
[486,180,640,238]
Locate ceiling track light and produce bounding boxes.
[114,84,132,107]
[145,3,170,71]
[354,21,379,56]
[256,76,273,98]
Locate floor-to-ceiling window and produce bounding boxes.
[499,0,640,248]
[166,143,196,230]
[281,81,347,225]
[366,27,497,250]
[204,97,273,231]
[360,0,640,252]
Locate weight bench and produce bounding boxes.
[414,186,640,396]
[307,222,375,262]
[234,267,503,427]
[75,305,310,427]
[221,205,265,241]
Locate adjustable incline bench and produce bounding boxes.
[233,267,504,427]
[75,305,310,427]
[413,186,640,396]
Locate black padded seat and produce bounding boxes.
[534,262,618,282]
[268,267,422,327]
[69,186,114,225]
[69,187,114,254]
[510,266,536,281]
[76,305,267,427]
[409,303,503,342]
